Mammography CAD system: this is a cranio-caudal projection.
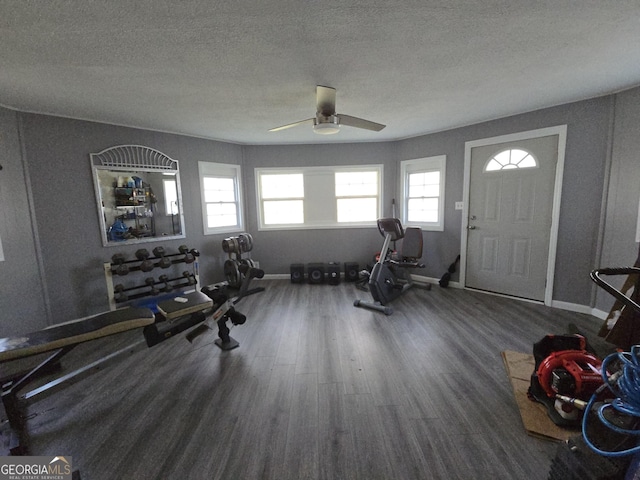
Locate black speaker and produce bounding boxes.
[344,262,359,282]
[327,262,340,285]
[290,263,305,284]
[307,263,325,284]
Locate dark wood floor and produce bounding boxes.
[3,279,605,479]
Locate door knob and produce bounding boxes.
[467,225,476,230]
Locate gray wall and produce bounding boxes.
[396,96,614,306]
[0,86,637,332]
[242,142,398,277]
[596,88,640,311]
[16,113,243,324]
[0,109,48,336]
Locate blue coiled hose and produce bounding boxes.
[582,345,640,457]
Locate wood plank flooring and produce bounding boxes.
[2,279,606,479]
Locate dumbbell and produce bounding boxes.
[152,246,172,269]
[179,245,195,264]
[136,249,155,272]
[182,271,196,285]
[114,284,128,302]
[158,274,173,292]
[111,254,129,276]
[145,277,160,295]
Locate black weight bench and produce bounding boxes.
[0,265,264,457]
[0,293,213,456]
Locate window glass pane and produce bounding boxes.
[409,171,439,186]
[510,149,528,164]
[409,184,440,198]
[519,155,536,168]
[337,198,377,222]
[494,150,511,166]
[407,198,439,223]
[203,177,235,202]
[206,203,237,228]
[335,171,378,196]
[163,179,178,214]
[264,200,304,224]
[262,174,304,198]
[486,159,502,171]
[206,203,236,216]
[408,172,439,198]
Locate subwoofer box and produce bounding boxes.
[307,263,325,284]
[290,263,305,284]
[344,262,359,282]
[327,262,341,285]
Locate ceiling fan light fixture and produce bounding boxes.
[313,123,340,135]
[313,115,340,135]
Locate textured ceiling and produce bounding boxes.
[2,1,640,145]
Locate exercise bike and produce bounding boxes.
[354,218,430,315]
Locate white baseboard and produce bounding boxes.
[264,272,463,288]
[549,301,609,320]
[263,273,291,280]
[263,273,605,319]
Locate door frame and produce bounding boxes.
[460,125,567,305]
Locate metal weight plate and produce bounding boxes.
[238,233,253,253]
[224,259,241,287]
[222,237,233,253]
[240,258,256,268]
[222,237,240,254]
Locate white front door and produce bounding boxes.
[464,131,562,301]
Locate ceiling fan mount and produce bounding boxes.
[270,86,385,135]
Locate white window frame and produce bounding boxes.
[198,161,244,235]
[255,165,383,231]
[400,155,446,231]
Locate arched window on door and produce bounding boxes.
[485,148,537,172]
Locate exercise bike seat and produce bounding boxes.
[397,227,425,268]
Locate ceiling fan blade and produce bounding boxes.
[316,86,336,117]
[338,114,386,132]
[269,118,314,132]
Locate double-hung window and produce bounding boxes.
[260,172,304,226]
[335,170,379,223]
[256,165,382,230]
[400,155,446,231]
[198,162,243,235]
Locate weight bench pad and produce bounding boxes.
[0,308,155,363]
[156,291,213,320]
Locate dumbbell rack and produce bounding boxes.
[104,245,200,311]
[222,233,258,289]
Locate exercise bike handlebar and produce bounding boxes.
[590,267,640,315]
[377,218,404,241]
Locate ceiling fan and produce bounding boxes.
[269,85,386,135]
